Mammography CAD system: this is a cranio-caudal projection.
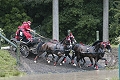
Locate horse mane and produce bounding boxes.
[92,40,102,46]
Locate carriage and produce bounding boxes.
[10,31,49,58]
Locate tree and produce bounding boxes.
[109,0,120,44]
[0,0,31,39]
[0,0,119,44]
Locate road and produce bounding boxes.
[0,69,118,80]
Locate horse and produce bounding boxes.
[91,41,112,69]
[34,39,66,66]
[72,40,112,69]
[59,37,77,66]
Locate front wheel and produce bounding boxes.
[20,45,30,58]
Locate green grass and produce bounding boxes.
[0,50,25,77]
[111,44,119,48]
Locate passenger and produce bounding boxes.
[15,21,34,42]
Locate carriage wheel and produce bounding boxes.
[20,45,30,58]
[10,40,17,52]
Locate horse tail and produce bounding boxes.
[37,42,45,55]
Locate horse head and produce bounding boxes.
[100,41,112,53]
[60,37,71,50]
[93,41,112,53]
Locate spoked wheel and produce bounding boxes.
[10,40,17,52]
[20,45,30,58]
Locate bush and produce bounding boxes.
[114,36,120,45]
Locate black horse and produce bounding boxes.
[72,40,112,69]
[59,37,77,66]
[34,39,66,66]
[92,41,112,69]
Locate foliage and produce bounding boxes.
[0,0,120,44]
[0,0,32,39]
[109,0,120,44]
[59,0,102,43]
[0,50,24,77]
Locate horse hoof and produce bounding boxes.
[54,62,57,66]
[105,64,107,67]
[47,60,50,63]
[94,66,98,70]
[73,63,76,66]
[34,61,37,63]
[62,61,65,64]
[60,63,62,66]
[88,64,93,67]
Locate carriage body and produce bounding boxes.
[10,36,42,57]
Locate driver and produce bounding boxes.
[15,21,34,42]
[66,30,76,47]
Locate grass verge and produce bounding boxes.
[0,49,25,77]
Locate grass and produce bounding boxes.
[111,44,119,48]
[0,49,25,77]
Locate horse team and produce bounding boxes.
[32,37,112,70]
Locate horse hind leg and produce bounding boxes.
[34,52,42,63]
[61,51,69,64]
[87,57,93,67]
[69,51,77,66]
[52,54,55,61]
[63,57,66,63]
[76,56,81,68]
[98,54,108,67]
[34,55,38,63]
[45,53,51,63]
[54,56,61,66]
[94,58,99,70]
[100,57,108,67]
[60,57,66,65]
[81,57,86,65]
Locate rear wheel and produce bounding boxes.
[20,45,30,58]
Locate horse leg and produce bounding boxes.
[45,53,51,63]
[54,56,61,66]
[94,57,99,70]
[88,57,93,67]
[52,54,55,61]
[76,54,81,68]
[60,51,69,64]
[81,56,86,65]
[103,58,108,66]
[34,55,38,63]
[71,53,75,64]
[70,53,77,66]
[34,52,42,63]
[99,54,108,66]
